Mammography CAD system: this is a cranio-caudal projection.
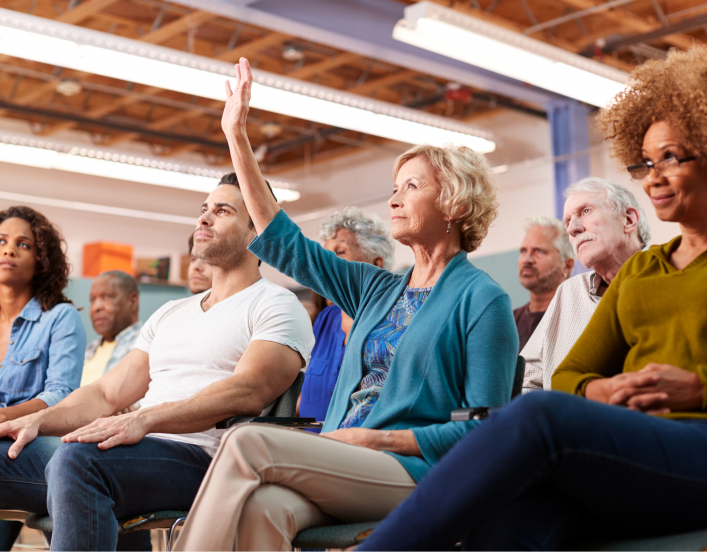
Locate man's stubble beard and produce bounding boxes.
[193,230,250,271]
[520,264,566,294]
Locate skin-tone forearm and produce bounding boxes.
[134,375,267,436]
[33,383,121,436]
[0,399,48,424]
[63,340,302,450]
[375,429,421,456]
[324,428,422,457]
[222,59,280,235]
[226,134,280,235]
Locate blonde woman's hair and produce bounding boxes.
[393,144,499,253]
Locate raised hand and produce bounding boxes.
[62,410,149,450]
[221,57,253,141]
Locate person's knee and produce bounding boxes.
[45,443,97,485]
[490,392,582,441]
[221,424,275,464]
[240,485,285,525]
[496,391,565,422]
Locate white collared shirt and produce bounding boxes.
[521,271,604,393]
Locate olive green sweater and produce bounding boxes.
[552,236,707,418]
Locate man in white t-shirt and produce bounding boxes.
[0,174,314,550]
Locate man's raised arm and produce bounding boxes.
[61,340,302,450]
[0,348,151,458]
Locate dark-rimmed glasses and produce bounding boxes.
[627,155,697,182]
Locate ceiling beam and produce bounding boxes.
[0,80,58,118]
[216,32,288,63]
[57,0,121,25]
[37,85,164,136]
[287,52,360,80]
[140,10,216,44]
[166,0,556,106]
[37,7,221,136]
[598,10,707,53]
[553,0,695,50]
[349,69,417,95]
[101,98,224,146]
[0,98,229,149]
[431,0,634,70]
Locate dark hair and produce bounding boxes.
[0,205,71,311]
[217,173,279,225]
[98,270,139,297]
[188,233,194,254]
[217,173,277,267]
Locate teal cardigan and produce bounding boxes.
[249,210,518,482]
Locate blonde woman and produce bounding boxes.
[174,58,517,551]
[358,47,707,551]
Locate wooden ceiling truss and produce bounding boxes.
[0,0,704,172]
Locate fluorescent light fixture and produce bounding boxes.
[0,8,495,152]
[393,1,628,108]
[0,132,300,202]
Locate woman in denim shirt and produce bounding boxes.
[0,206,85,548]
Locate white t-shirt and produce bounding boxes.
[133,278,315,456]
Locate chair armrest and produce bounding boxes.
[216,416,319,430]
[450,407,491,421]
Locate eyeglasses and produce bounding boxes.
[627,155,697,182]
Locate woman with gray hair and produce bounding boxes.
[173,57,517,551]
[299,208,395,427]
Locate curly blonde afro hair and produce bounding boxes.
[598,46,707,167]
[393,144,499,253]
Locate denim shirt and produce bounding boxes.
[0,297,85,408]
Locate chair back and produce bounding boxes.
[270,371,305,418]
[511,356,526,398]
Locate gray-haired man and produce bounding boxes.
[522,177,650,392]
[514,217,575,351]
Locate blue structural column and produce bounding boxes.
[548,99,591,218]
[548,99,591,273]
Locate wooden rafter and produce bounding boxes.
[37,6,220,137]
[100,98,223,146]
[438,0,634,71]
[551,0,695,50]
[0,80,58,118]
[140,10,215,44]
[57,0,121,25]
[216,32,289,63]
[287,52,360,80]
[37,85,163,136]
[349,69,419,95]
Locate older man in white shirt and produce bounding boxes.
[522,177,650,392]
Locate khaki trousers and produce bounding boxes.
[173,424,417,551]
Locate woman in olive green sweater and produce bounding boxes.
[358,46,707,551]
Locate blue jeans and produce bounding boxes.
[0,437,61,551]
[358,392,707,551]
[0,436,211,551]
